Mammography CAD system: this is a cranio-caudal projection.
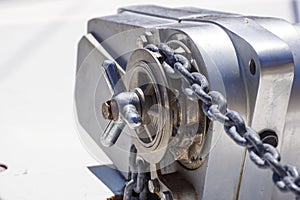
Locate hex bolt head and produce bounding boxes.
[148,179,160,193]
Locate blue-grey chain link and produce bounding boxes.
[145,43,300,198]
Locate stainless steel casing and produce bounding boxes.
[75,5,300,200]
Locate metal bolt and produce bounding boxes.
[148,179,160,193]
[102,101,112,120]
[102,100,119,121]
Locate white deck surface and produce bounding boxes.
[0,0,296,199]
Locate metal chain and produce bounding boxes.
[145,43,300,198]
[124,145,148,200]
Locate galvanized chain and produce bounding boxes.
[145,43,300,198]
[123,145,149,200]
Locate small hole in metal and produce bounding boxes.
[249,59,256,75]
[0,164,7,172]
[259,130,278,148]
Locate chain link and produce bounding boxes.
[145,43,300,198]
[124,145,148,200]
